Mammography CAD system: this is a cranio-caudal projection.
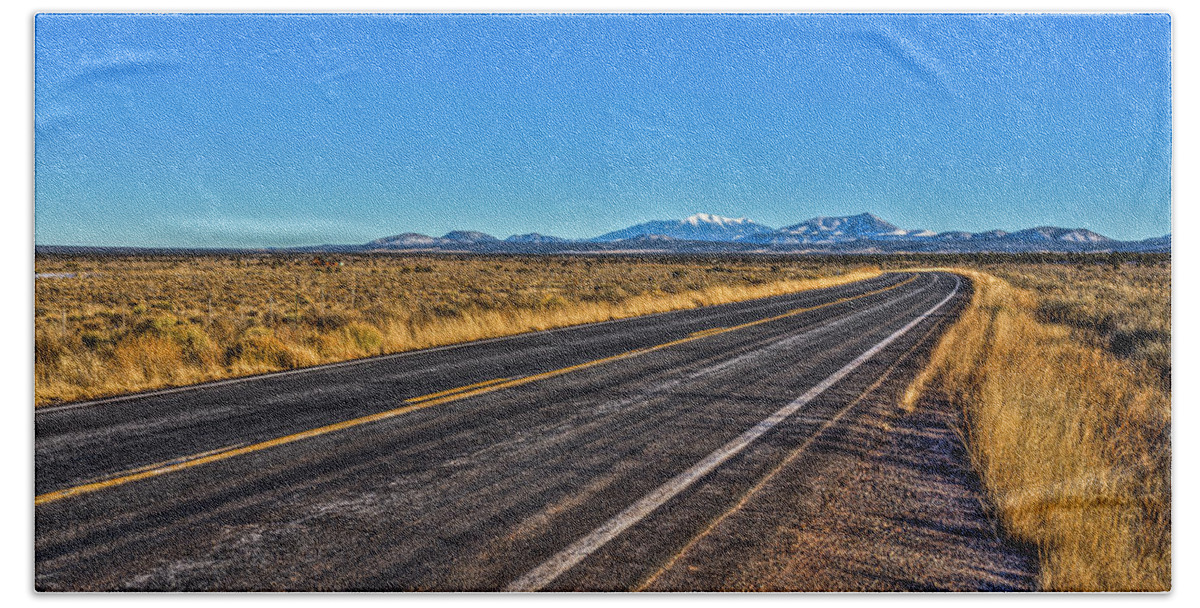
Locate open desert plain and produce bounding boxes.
[34,252,1170,591]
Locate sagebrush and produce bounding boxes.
[35,254,878,405]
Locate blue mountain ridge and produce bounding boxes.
[362,212,1166,254]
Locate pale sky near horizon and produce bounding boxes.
[35,13,1171,247]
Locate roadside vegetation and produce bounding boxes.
[34,254,878,405]
[34,251,1172,590]
[905,260,1170,591]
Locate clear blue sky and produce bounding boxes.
[35,13,1171,247]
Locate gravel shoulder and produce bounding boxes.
[639,325,1039,592]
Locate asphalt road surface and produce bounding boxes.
[36,271,968,591]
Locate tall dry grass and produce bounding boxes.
[35,254,879,405]
[990,263,1171,389]
[905,267,1170,591]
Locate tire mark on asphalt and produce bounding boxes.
[36,275,918,506]
[506,275,959,591]
[634,312,951,591]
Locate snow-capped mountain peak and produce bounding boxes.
[682,213,752,227]
[779,213,901,237]
[1008,227,1111,244]
[592,213,775,242]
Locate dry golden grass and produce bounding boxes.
[904,265,1170,591]
[35,254,879,405]
[990,263,1171,389]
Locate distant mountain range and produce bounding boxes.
[36,212,1171,255]
[592,213,775,242]
[356,212,1170,254]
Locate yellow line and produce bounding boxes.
[36,274,920,507]
[35,397,460,505]
[688,327,727,339]
[404,377,511,404]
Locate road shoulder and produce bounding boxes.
[639,348,1038,591]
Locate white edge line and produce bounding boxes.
[504,274,960,592]
[36,273,905,415]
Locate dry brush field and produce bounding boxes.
[34,253,1171,591]
[34,254,878,406]
[905,260,1170,591]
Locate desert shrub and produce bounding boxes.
[34,254,879,404]
[227,326,303,369]
[344,322,384,354]
[113,334,184,384]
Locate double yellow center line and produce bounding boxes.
[404,377,514,405]
[36,275,917,506]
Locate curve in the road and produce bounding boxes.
[36,274,917,505]
[36,271,971,591]
[506,274,960,591]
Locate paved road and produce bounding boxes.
[35,271,967,591]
